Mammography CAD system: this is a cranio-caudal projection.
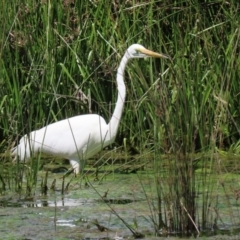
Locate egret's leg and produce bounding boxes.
[70,160,80,174]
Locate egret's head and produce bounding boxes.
[127,44,170,59]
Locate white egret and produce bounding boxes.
[11,44,169,174]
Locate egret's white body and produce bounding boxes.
[11,44,169,174]
[13,115,110,171]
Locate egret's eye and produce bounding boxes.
[133,49,141,56]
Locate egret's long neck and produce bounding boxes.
[107,52,129,144]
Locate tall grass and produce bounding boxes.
[1,0,240,235]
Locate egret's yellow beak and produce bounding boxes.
[140,48,170,59]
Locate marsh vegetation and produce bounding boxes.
[1,0,240,239]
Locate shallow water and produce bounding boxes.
[1,158,240,240]
[0,171,155,239]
